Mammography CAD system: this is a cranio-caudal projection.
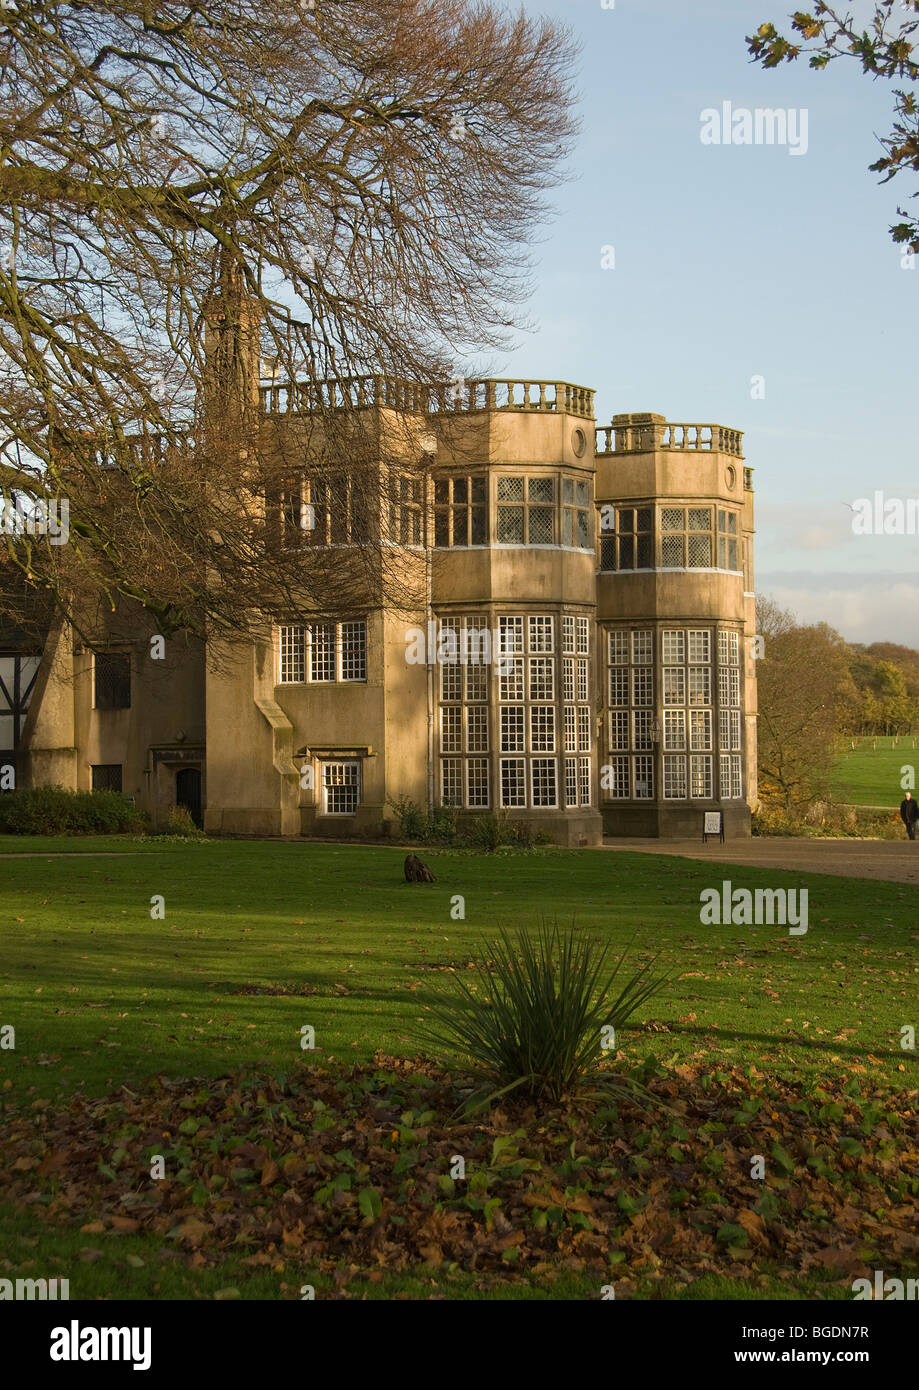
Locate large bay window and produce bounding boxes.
[438,611,592,812]
[604,624,743,803]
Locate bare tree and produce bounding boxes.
[0,0,578,645]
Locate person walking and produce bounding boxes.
[900,790,919,840]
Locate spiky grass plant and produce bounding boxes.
[416,919,667,1109]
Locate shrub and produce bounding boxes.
[387,798,550,852]
[465,811,502,852]
[387,795,431,842]
[753,799,903,840]
[416,919,668,1108]
[464,811,548,852]
[387,796,457,845]
[160,804,205,838]
[0,785,145,835]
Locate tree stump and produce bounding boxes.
[404,853,435,883]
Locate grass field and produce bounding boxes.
[1,837,917,1300]
[1,836,917,1099]
[831,736,919,807]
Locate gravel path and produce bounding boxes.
[602,836,919,884]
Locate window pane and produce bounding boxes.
[279,626,305,683]
[466,706,489,752]
[501,758,526,807]
[497,476,524,501]
[531,758,557,807]
[528,477,554,504]
[528,507,553,543]
[441,759,462,807]
[528,657,554,699]
[632,631,652,664]
[663,754,687,799]
[688,533,712,567]
[528,616,554,652]
[340,622,366,681]
[501,706,525,752]
[309,624,336,681]
[565,756,578,807]
[467,758,490,808]
[91,764,122,792]
[94,653,131,710]
[529,706,555,752]
[497,506,525,543]
[633,755,653,799]
[441,706,462,752]
[323,761,360,814]
[662,630,685,664]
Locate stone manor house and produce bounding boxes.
[2,373,758,846]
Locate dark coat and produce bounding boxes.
[900,797,919,825]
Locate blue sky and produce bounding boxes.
[493,0,918,645]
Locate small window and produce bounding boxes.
[390,475,423,545]
[660,507,715,569]
[322,761,360,815]
[717,509,740,570]
[600,506,652,571]
[496,475,555,545]
[94,653,131,710]
[434,474,488,547]
[562,477,592,548]
[278,622,367,684]
[92,764,123,792]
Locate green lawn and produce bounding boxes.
[832,737,919,807]
[1,837,917,1101]
[1,836,917,1300]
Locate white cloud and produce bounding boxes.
[756,572,919,647]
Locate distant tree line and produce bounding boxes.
[755,598,919,811]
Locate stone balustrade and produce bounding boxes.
[258,375,595,420]
[595,413,744,458]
